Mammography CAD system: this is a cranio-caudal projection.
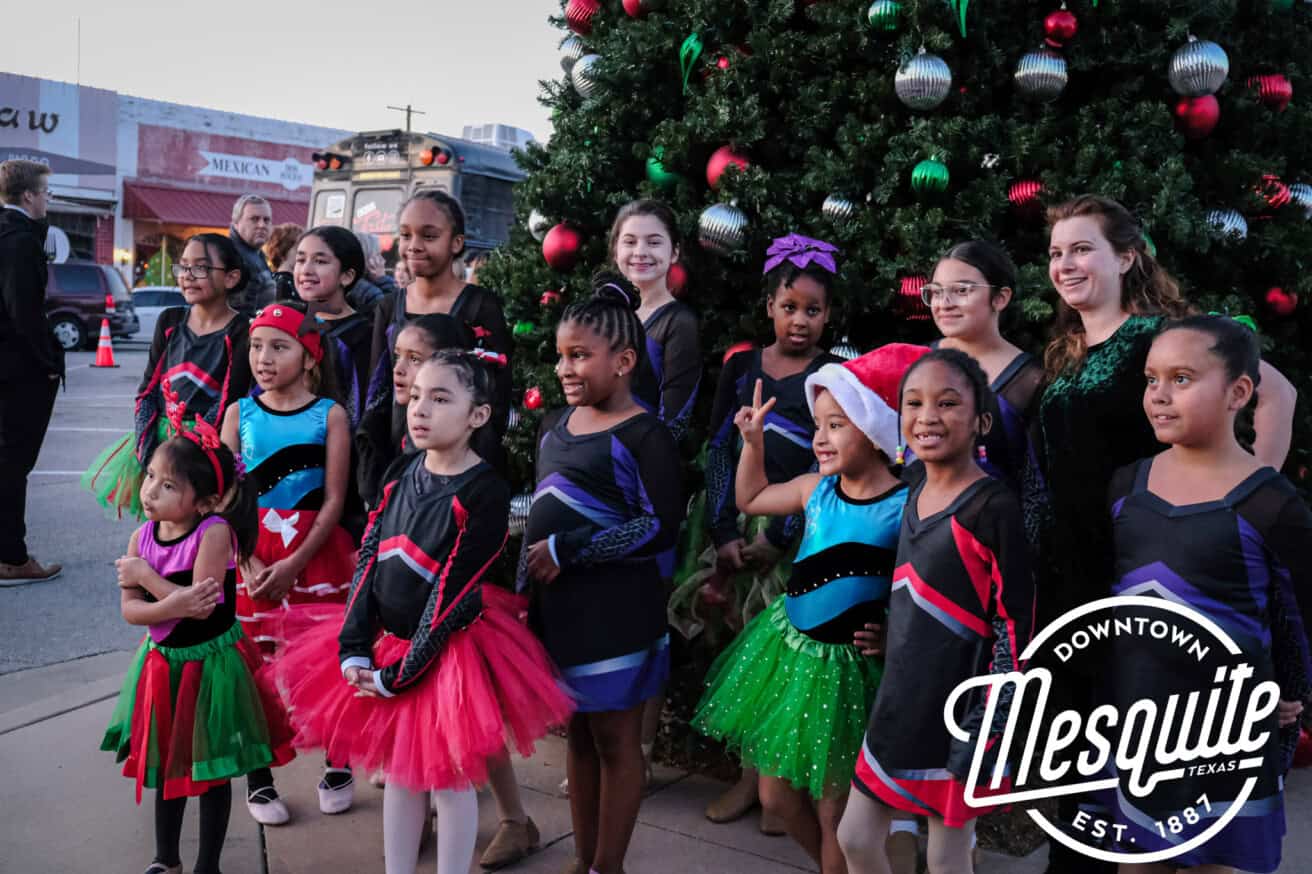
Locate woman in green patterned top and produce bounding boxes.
[1035,194,1296,874]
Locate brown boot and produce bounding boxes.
[704,770,758,823]
[480,817,540,870]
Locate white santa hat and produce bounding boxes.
[804,343,930,457]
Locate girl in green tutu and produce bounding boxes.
[101,414,293,874]
[693,343,928,874]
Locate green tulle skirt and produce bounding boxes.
[100,625,294,802]
[692,596,882,799]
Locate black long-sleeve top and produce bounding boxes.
[0,208,62,383]
[338,455,510,695]
[632,301,702,443]
[705,347,839,549]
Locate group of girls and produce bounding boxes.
[85,187,1308,874]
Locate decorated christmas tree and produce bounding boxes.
[482,0,1312,494]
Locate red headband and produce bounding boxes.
[250,305,323,362]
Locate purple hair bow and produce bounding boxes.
[762,233,839,275]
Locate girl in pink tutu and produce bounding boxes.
[279,350,574,874]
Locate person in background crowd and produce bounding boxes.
[350,231,391,315]
[229,194,277,315]
[464,250,489,286]
[0,159,64,586]
[264,223,303,304]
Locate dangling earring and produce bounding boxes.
[976,444,988,465]
[895,445,907,466]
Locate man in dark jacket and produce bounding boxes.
[0,160,63,585]
[229,194,277,316]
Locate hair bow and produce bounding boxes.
[469,348,508,368]
[763,233,839,275]
[1208,310,1258,334]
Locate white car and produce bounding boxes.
[131,286,186,341]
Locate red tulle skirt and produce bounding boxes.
[236,508,356,651]
[276,587,574,792]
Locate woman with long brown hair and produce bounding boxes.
[1035,194,1296,874]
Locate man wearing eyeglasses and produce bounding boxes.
[0,159,64,585]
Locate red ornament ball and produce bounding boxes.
[667,262,688,298]
[1043,9,1078,48]
[542,224,583,271]
[523,387,544,410]
[706,145,750,189]
[1257,174,1292,212]
[897,275,932,322]
[1173,95,1220,140]
[540,290,562,307]
[565,0,600,35]
[1247,74,1293,112]
[1265,287,1298,317]
[1008,179,1046,220]
[622,0,647,17]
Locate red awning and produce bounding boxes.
[122,180,308,227]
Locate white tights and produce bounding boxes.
[383,783,478,874]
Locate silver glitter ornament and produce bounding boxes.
[1014,47,1068,102]
[1206,208,1248,241]
[698,203,748,255]
[822,194,857,223]
[895,49,952,111]
[1288,183,1312,219]
[560,36,588,75]
[832,336,859,360]
[571,54,602,100]
[527,209,551,242]
[509,492,533,538]
[1168,37,1229,97]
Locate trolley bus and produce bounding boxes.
[308,129,525,269]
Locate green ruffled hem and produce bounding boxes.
[693,596,880,799]
[101,625,285,787]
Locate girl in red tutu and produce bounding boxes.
[279,350,573,874]
[101,420,294,874]
[219,301,357,822]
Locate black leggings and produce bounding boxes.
[154,782,231,874]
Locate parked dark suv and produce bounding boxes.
[44,262,139,351]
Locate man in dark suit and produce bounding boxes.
[0,159,63,585]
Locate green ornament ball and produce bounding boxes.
[867,0,902,32]
[1271,0,1294,10]
[911,158,950,194]
[646,155,682,190]
[513,321,537,337]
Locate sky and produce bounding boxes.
[6,0,563,141]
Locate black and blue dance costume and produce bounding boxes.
[631,300,701,442]
[1092,458,1312,872]
[519,408,684,712]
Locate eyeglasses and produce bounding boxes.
[171,264,226,280]
[919,281,998,307]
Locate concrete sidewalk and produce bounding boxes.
[4,651,1311,873]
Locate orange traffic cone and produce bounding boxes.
[91,318,119,368]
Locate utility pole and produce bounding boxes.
[385,104,426,135]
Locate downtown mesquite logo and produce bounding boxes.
[945,595,1285,865]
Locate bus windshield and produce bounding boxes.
[351,188,404,256]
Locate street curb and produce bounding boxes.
[0,674,123,736]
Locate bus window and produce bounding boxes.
[313,190,346,226]
[352,188,404,259]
